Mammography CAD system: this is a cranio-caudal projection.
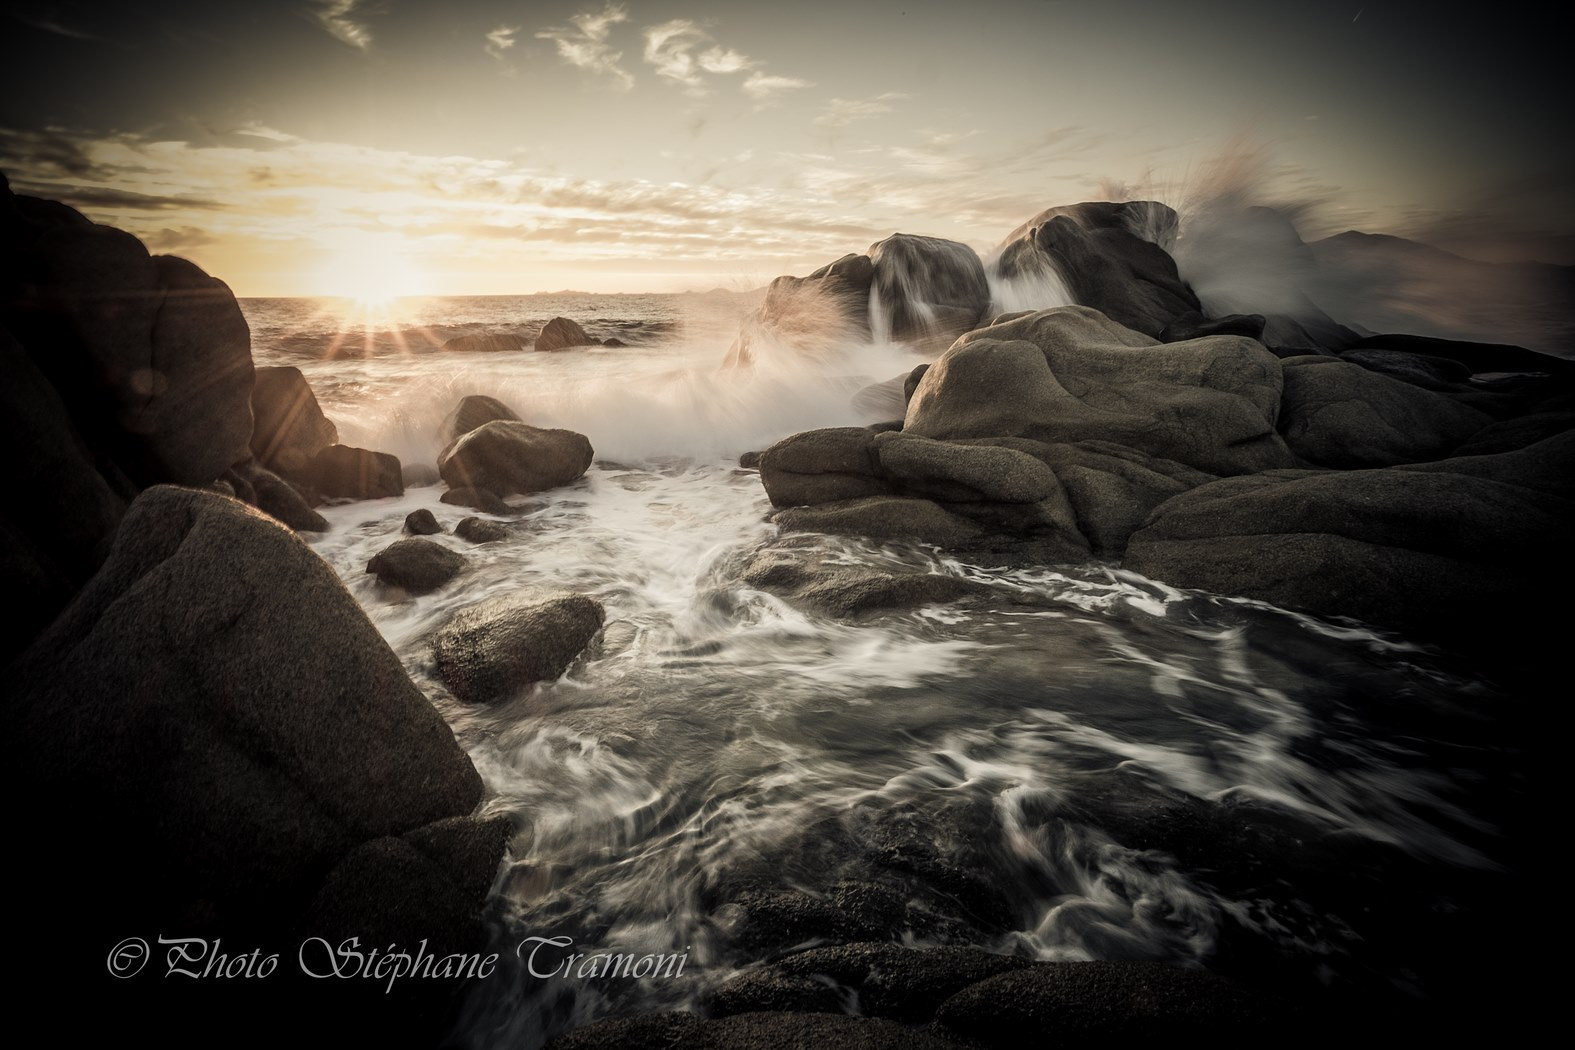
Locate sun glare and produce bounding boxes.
[311,244,431,310]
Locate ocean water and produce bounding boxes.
[242,295,1524,1044]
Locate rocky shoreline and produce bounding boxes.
[3,169,1555,1045]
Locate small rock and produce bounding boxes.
[404,509,442,535]
[366,538,466,594]
[534,317,594,352]
[432,594,605,703]
[455,516,508,543]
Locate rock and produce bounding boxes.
[994,201,1197,337]
[1339,348,1473,391]
[234,460,329,532]
[873,432,1058,503]
[713,944,1034,1023]
[1344,332,1575,377]
[441,332,526,353]
[903,363,929,404]
[548,1013,968,1050]
[935,961,1280,1042]
[907,307,1293,475]
[1030,440,1213,557]
[442,486,513,515]
[534,316,594,352]
[738,546,994,618]
[438,421,593,496]
[455,516,509,543]
[738,451,763,470]
[404,508,443,535]
[774,496,986,549]
[853,373,909,418]
[1123,433,1575,644]
[759,428,887,508]
[1452,412,1575,456]
[1277,357,1491,467]
[303,444,404,499]
[444,394,521,440]
[366,537,467,594]
[1159,310,1267,343]
[8,486,482,931]
[432,594,606,703]
[724,253,874,368]
[601,337,625,347]
[402,462,442,488]
[250,365,337,474]
[868,233,990,347]
[547,1014,702,1050]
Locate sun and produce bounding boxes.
[310,242,431,310]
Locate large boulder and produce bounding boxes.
[1277,357,1491,467]
[993,201,1197,337]
[774,496,987,549]
[432,594,606,703]
[1123,432,1575,644]
[250,366,338,474]
[759,427,886,508]
[1028,439,1215,557]
[535,316,595,352]
[438,420,593,496]
[303,443,404,499]
[444,393,521,441]
[231,459,329,532]
[868,233,990,347]
[7,486,483,931]
[907,307,1294,475]
[873,431,1059,504]
[5,191,254,485]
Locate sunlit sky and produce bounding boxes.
[2,1,1570,295]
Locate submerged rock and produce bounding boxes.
[442,486,513,514]
[738,546,994,618]
[250,365,338,475]
[439,420,594,496]
[441,332,526,353]
[535,316,595,352]
[304,443,404,500]
[432,594,606,703]
[8,486,482,930]
[366,537,467,593]
[455,516,509,543]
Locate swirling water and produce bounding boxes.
[245,296,1524,1045]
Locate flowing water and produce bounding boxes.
[245,294,1525,1045]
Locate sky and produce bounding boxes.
[1,0,1570,296]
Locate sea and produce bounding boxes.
[241,293,1525,1045]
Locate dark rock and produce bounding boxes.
[547,1013,703,1049]
[442,486,513,515]
[774,496,985,549]
[402,462,442,488]
[304,444,404,500]
[759,428,887,508]
[1278,357,1490,467]
[250,365,337,475]
[903,363,929,404]
[1030,440,1213,557]
[234,460,329,532]
[8,486,482,930]
[549,1012,968,1050]
[1339,348,1473,390]
[404,508,443,535]
[1123,433,1575,644]
[602,337,625,347]
[868,233,990,347]
[852,373,909,418]
[438,420,593,496]
[724,254,874,368]
[455,516,509,543]
[366,537,467,594]
[708,970,845,1018]
[432,594,606,703]
[935,961,1280,1042]
[907,307,1293,475]
[738,546,994,617]
[444,393,522,441]
[873,431,1058,503]
[995,201,1197,337]
[1452,412,1575,456]
[1347,332,1575,376]
[535,316,594,352]
[1159,309,1267,343]
[441,332,526,353]
[738,451,763,470]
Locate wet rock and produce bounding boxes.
[1029,439,1214,557]
[234,460,329,532]
[1339,348,1473,391]
[602,337,625,347]
[738,451,763,470]
[404,508,442,535]
[708,970,845,1018]
[455,516,509,543]
[773,496,986,548]
[853,373,909,418]
[441,332,526,353]
[1452,412,1575,456]
[444,393,522,440]
[438,420,593,496]
[402,462,441,488]
[994,201,1197,337]
[546,1013,702,1049]
[935,961,1281,1042]
[8,486,483,931]
[432,594,605,703]
[250,365,338,475]
[724,253,875,367]
[868,233,990,347]
[366,537,467,594]
[535,316,594,352]
[1278,357,1491,467]
[442,486,513,515]
[903,363,929,404]
[1159,309,1267,343]
[738,546,993,618]
[303,444,404,500]
[759,427,887,508]
[873,432,1057,503]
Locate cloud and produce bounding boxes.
[536,3,633,90]
[485,25,519,61]
[642,19,758,95]
[310,0,373,51]
[743,71,813,104]
[814,93,909,129]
